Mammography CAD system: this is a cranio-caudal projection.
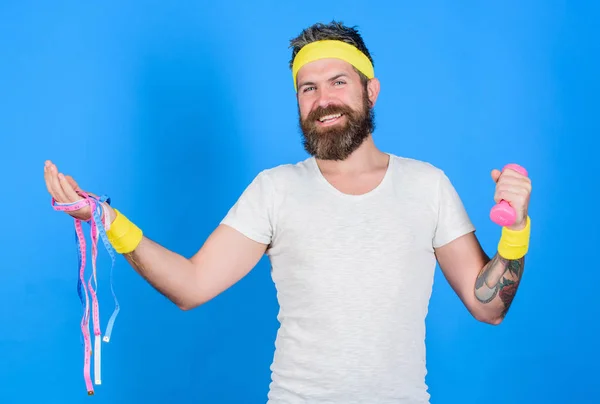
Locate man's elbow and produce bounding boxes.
[177,302,197,311]
[178,296,212,311]
[175,295,208,311]
[175,275,212,311]
[481,315,504,326]
[472,310,504,326]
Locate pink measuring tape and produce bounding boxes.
[51,191,119,395]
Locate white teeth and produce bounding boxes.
[319,113,342,122]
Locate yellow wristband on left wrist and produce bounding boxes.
[497,216,530,260]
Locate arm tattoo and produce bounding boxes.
[475,254,524,318]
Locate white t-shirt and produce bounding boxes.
[221,153,475,403]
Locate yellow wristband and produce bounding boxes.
[106,209,143,254]
[497,216,531,260]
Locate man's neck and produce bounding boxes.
[315,136,389,176]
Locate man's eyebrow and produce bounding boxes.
[298,73,349,89]
[329,73,348,82]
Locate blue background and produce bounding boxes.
[1,1,598,403]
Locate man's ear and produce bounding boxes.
[367,77,381,107]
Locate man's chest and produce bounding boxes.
[266,189,438,304]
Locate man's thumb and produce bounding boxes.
[491,169,502,182]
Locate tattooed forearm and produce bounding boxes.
[475,254,524,318]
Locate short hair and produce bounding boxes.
[289,21,374,85]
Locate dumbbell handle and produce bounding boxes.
[490,163,528,227]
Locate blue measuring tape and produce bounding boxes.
[52,193,119,395]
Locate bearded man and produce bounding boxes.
[44,21,533,404]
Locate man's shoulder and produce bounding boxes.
[389,153,445,180]
[257,157,316,181]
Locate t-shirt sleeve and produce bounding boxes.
[220,170,274,246]
[432,170,476,248]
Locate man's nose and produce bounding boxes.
[316,86,334,108]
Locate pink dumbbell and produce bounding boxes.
[490,163,528,226]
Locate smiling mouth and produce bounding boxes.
[317,113,344,125]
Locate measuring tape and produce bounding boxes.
[52,191,119,395]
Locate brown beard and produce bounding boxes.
[299,89,375,161]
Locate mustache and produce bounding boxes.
[306,104,355,122]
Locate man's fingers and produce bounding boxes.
[65,175,80,191]
[44,161,55,197]
[65,175,100,199]
[58,172,82,202]
[491,169,501,182]
[45,161,98,222]
[43,163,56,200]
[47,164,68,202]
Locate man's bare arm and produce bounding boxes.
[111,206,267,310]
[43,160,266,311]
[434,232,526,324]
[473,253,524,320]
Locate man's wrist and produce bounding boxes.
[106,209,143,254]
[507,216,528,232]
[497,216,531,260]
[100,202,117,228]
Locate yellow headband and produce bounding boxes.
[292,40,375,91]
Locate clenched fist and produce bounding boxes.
[491,166,532,231]
[43,160,115,223]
